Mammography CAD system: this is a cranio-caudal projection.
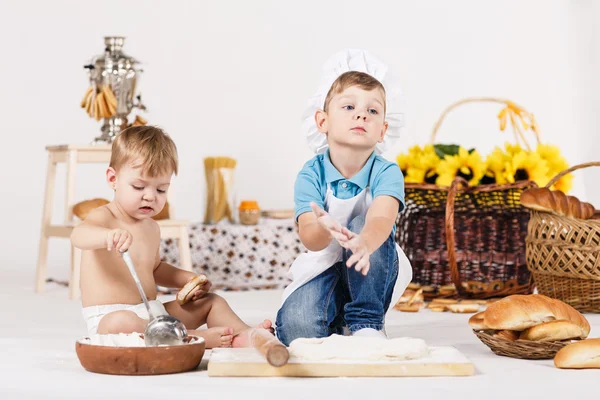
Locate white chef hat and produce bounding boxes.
[301,48,405,155]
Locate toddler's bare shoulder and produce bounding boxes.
[84,205,115,226]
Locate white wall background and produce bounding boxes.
[1,0,598,280]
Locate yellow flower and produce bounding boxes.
[504,150,549,186]
[536,143,572,193]
[435,147,485,187]
[482,146,511,185]
[397,145,440,184]
[504,142,525,157]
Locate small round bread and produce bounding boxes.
[447,303,480,314]
[494,330,519,342]
[554,338,600,369]
[73,198,109,220]
[395,303,421,312]
[177,275,208,305]
[430,307,446,312]
[519,320,587,342]
[430,299,459,305]
[152,201,170,220]
[468,311,488,330]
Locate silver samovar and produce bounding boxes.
[83,36,146,143]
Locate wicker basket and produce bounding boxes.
[473,330,570,359]
[396,97,538,299]
[526,162,600,313]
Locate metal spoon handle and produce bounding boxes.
[121,250,155,321]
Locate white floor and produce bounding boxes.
[1,268,597,400]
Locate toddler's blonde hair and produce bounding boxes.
[110,126,178,177]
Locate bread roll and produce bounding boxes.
[447,303,480,313]
[430,306,446,312]
[176,275,208,305]
[73,198,109,220]
[430,299,459,305]
[395,303,421,312]
[554,339,600,369]
[468,311,488,330]
[494,330,519,342]
[520,188,595,219]
[483,294,590,335]
[519,320,587,342]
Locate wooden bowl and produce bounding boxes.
[75,335,205,375]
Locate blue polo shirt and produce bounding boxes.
[294,150,405,234]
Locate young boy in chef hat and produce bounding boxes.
[275,49,413,345]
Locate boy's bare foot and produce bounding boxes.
[193,327,234,348]
[231,320,274,348]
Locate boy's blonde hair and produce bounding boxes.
[110,126,178,177]
[323,71,386,113]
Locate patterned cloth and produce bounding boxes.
[160,218,305,290]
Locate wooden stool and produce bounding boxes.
[35,144,193,300]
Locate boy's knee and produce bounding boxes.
[97,310,146,334]
[348,214,366,232]
[275,306,327,346]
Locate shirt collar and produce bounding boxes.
[324,149,376,189]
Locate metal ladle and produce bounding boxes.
[121,251,187,346]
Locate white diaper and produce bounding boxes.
[81,300,168,335]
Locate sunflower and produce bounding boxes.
[397,145,441,184]
[435,147,486,187]
[536,143,572,193]
[504,142,526,158]
[482,146,511,185]
[504,150,549,186]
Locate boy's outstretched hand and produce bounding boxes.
[310,202,351,244]
[339,227,370,276]
[310,202,370,276]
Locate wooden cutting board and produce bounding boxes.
[207,346,474,377]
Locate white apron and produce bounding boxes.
[282,184,413,317]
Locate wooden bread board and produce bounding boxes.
[207,346,474,377]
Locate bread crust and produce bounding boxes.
[554,338,600,369]
[483,294,590,335]
[519,320,586,341]
[520,188,595,219]
[176,275,208,305]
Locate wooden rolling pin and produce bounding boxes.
[249,328,289,367]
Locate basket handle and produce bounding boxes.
[545,161,600,189]
[445,177,535,298]
[429,97,541,151]
[445,177,470,297]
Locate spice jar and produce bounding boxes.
[238,200,260,225]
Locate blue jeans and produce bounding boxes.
[276,215,399,346]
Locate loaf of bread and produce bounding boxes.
[519,320,587,342]
[483,294,590,336]
[468,311,489,330]
[554,338,600,369]
[520,188,595,219]
[73,198,109,220]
